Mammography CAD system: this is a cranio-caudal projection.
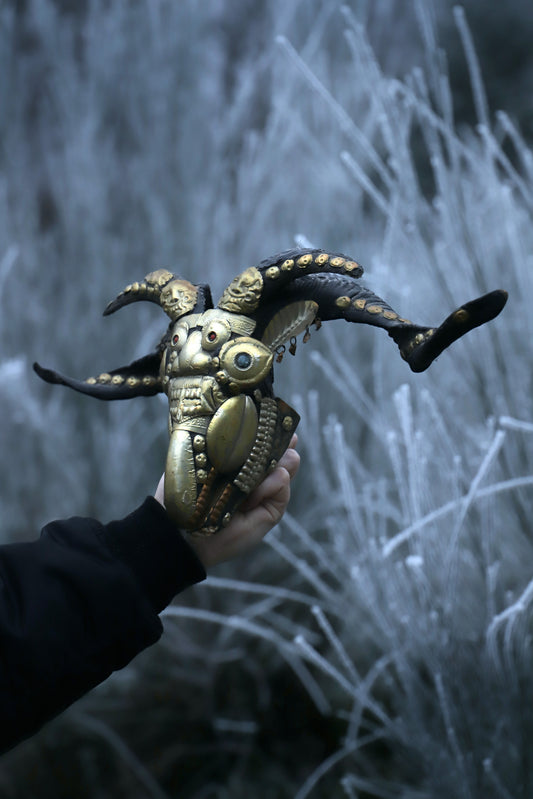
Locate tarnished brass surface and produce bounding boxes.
[164,428,198,527]
[218,337,273,390]
[35,246,507,533]
[206,395,258,474]
[261,301,318,351]
[218,267,263,313]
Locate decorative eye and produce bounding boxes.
[234,352,252,370]
[201,319,231,351]
[219,337,273,389]
[170,323,188,349]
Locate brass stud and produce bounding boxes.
[98,373,111,383]
[196,469,208,482]
[344,260,360,272]
[195,453,207,467]
[335,296,351,309]
[282,415,294,431]
[281,259,294,271]
[454,309,469,323]
[111,375,125,385]
[367,304,382,314]
[330,257,345,267]
[297,254,313,268]
[383,311,398,320]
[193,435,205,452]
[266,266,280,279]
[86,377,97,385]
[126,377,140,387]
[353,299,366,310]
[315,253,329,265]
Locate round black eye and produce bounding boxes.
[234,352,252,370]
[172,334,179,345]
[208,331,217,342]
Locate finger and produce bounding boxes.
[277,447,300,479]
[240,461,292,513]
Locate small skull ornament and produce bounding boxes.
[34,247,507,535]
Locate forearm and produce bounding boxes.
[0,497,205,753]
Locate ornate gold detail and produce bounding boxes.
[354,299,366,310]
[111,375,125,385]
[126,377,140,387]
[261,301,318,351]
[335,296,351,309]
[282,415,294,431]
[218,267,263,313]
[383,311,398,320]
[193,435,206,451]
[145,268,174,287]
[281,259,294,271]
[344,260,360,273]
[454,309,469,323]
[297,254,313,268]
[86,377,97,385]
[218,337,273,390]
[98,373,111,383]
[330,257,345,267]
[315,253,329,265]
[266,266,281,280]
[206,395,258,474]
[160,279,198,321]
[234,397,278,494]
[367,304,382,314]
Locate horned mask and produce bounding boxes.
[34,248,507,535]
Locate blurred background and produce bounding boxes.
[1,0,533,796]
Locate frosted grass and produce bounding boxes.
[1,1,533,797]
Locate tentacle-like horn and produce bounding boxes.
[105,270,213,322]
[33,352,163,400]
[223,248,507,373]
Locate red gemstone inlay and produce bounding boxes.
[208,331,217,341]
[173,335,179,344]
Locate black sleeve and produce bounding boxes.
[0,496,206,754]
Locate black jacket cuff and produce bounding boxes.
[101,497,206,613]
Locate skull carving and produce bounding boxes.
[34,248,507,535]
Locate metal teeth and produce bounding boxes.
[234,398,278,494]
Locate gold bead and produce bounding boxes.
[353,299,366,310]
[265,266,280,279]
[111,375,124,385]
[98,373,111,383]
[126,377,140,387]
[281,259,294,271]
[86,377,97,385]
[383,311,398,320]
[335,296,351,309]
[195,453,207,467]
[297,254,313,268]
[282,416,294,431]
[454,309,469,323]
[193,435,205,452]
[315,253,329,265]
[330,257,345,267]
[196,469,208,482]
[367,304,382,314]
[344,260,360,272]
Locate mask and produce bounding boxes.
[34,248,507,535]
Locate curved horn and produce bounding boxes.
[33,352,163,400]
[220,248,508,373]
[105,271,213,322]
[104,269,176,316]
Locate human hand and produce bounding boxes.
[154,435,300,569]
